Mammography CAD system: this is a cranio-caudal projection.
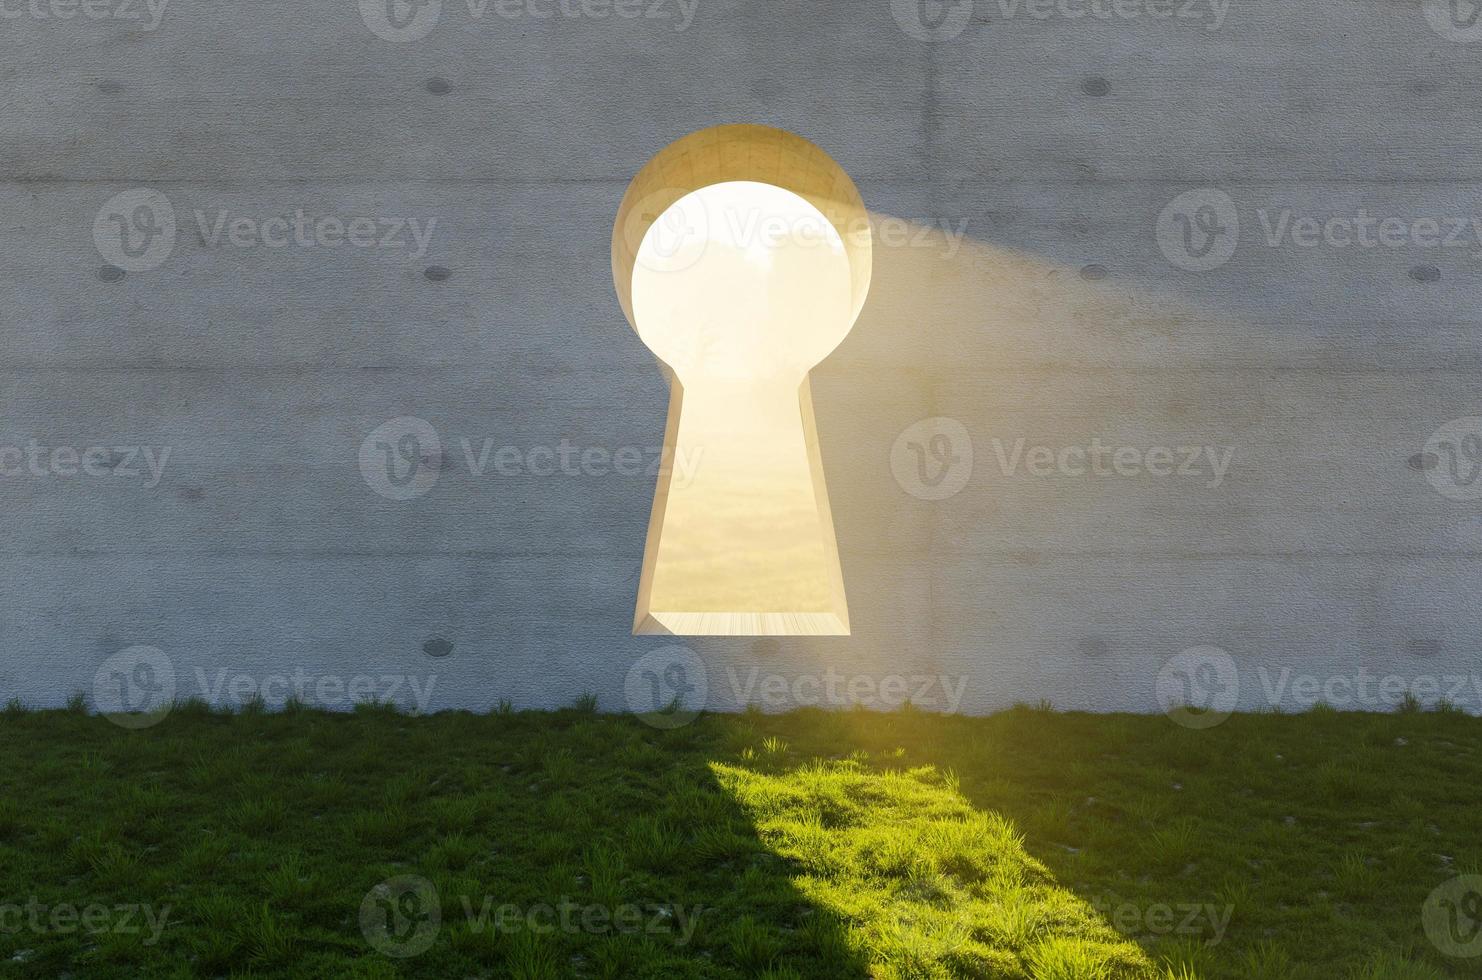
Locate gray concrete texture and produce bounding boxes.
[4,0,1482,719]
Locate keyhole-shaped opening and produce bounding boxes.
[612,125,872,635]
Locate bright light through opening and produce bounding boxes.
[629,180,858,635]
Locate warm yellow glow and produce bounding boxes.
[630,181,858,635]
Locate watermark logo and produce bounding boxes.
[625,189,710,276]
[358,0,441,41]
[360,417,442,501]
[891,0,974,40]
[1424,875,1482,958]
[1157,188,1238,272]
[93,189,175,272]
[1423,417,1482,501]
[1425,0,1482,42]
[361,875,441,958]
[93,645,175,729]
[1156,645,1239,729]
[892,417,973,500]
[625,646,707,729]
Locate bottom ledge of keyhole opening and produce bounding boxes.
[634,610,850,637]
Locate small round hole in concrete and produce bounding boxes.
[1081,76,1110,97]
[1408,452,1438,471]
[422,637,455,658]
[424,265,452,282]
[1079,263,1108,282]
[1409,264,1440,283]
[751,637,781,658]
[1407,637,1441,658]
[1077,638,1110,657]
[426,77,453,95]
[98,265,126,283]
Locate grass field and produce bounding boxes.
[0,699,1477,978]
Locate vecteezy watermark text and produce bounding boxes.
[360,876,703,959]
[995,0,1226,28]
[1157,644,1482,729]
[1089,897,1233,946]
[0,899,171,946]
[359,417,701,501]
[629,199,967,276]
[622,649,970,728]
[1255,209,1482,255]
[890,0,1226,41]
[194,209,437,258]
[1256,667,1482,712]
[0,0,168,29]
[192,667,438,714]
[0,441,170,487]
[91,645,439,729]
[93,189,439,272]
[358,0,699,43]
[724,666,969,713]
[1158,187,1482,272]
[990,437,1234,488]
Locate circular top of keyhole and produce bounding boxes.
[612,124,872,348]
[630,181,855,383]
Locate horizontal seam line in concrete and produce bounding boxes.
[2,550,1481,559]
[16,177,1482,186]
[9,363,1482,374]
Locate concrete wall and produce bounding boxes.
[4,0,1482,720]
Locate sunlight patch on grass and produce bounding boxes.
[714,758,1161,979]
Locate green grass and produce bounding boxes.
[0,703,1476,978]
